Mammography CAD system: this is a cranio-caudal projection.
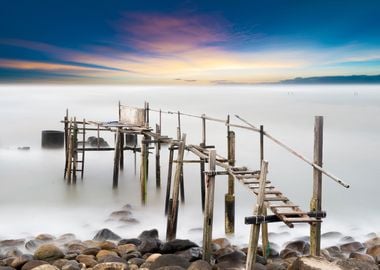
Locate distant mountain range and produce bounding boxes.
[279,75,380,84]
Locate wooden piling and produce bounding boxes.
[166,134,186,241]
[202,150,216,263]
[155,124,161,188]
[225,120,235,234]
[260,125,269,258]
[113,128,122,188]
[140,134,149,204]
[81,118,86,179]
[120,129,124,171]
[200,115,206,211]
[72,118,78,184]
[66,119,73,183]
[246,160,269,270]
[165,145,175,214]
[310,116,323,256]
[177,111,181,140]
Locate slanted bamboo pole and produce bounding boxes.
[113,128,122,188]
[225,115,235,234]
[166,134,186,241]
[202,150,217,263]
[310,116,323,256]
[260,125,269,258]
[165,144,175,214]
[200,115,206,211]
[246,160,269,270]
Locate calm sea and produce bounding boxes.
[0,85,379,247]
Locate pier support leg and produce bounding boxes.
[202,150,216,263]
[259,125,269,257]
[113,128,121,188]
[200,158,206,212]
[225,130,235,234]
[166,134,186,241]
[120,130,124,171]
[310,116,323,256]
[64,110,69,178]
[140,134,149,204]
[155,124,161,188]
[165,145,175,214]
[246,161,269,270]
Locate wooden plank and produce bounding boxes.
[202,150,216,263]
[225,129,235,234]
[264,196,289,202]
[164,146,174,215]
[113,128,121,188]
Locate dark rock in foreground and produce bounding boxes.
[93,229,121,242]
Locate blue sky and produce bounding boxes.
[0,0,379,84]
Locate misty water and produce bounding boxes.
[0,85,379,249]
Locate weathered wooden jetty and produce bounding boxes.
[63,102,349,269]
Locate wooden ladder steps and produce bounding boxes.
[236,174,259,179]
[264,196,289,202]
[232,170,260,175]
[264,190,282,194]
[282,217,320,223]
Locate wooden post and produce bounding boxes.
[260,125,269,258]
[202,150,216,263]
[166,134,186,241]
[140,134,149,204]
[200,115,206,211]
[246,161,269,270]
[64,109,69,179]
[81,118,86,179]
[310,116,323,256]
[66,119,73,183]
[165,145,175,214]
[120,129,124,170]
[72,118,78,184]
[113,128,121,188]
[155,124,161,188]
[225,116,235,234]
[177,111,181,140]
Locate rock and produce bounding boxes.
[215,250,246,268]
[61,261,81,270]
[0,239,25,248]
[214,247,234,259]
[30,265,59,270]
[25,240,42,251]
[76,255,97,268]
[149,254,190,269]
[279,248,300,259]
[266,262,287,270]
[93,229,121,242]
[127,258,145,267]
[82,240,99,248]
[4,249,23,257]
[257,244,280,258]
[58,234,76,243]
[321,231,343,240]
[66,243,87,254]
[160,240,198,254]
[34,244,64,262]
[154,267,185,270]
[96,250,119,261]
[336,258,378,270]
[64,254,77,260]
[81,247,101,256]
[145,253,161,263]
[121,251,141,261]
[324,246,345,259]
[284,240,310,255]
[97,241,117,251]
[98,255,126,264]
[92,262,127,270]
[364,237,380,248]
[87,136,109,147]
[118,239,141,247]
[187,260,212,270]
[53,259,69,269]
[289,256,337,270]
[119,218,139,225]
[35,234,55,242]
[349,252,376,263]
[138,239,161,254]
[110,211,132,219]
[138,229,159,240]
[339,241,364,253]
[10,254,34,269]
[175,247,201,262]
[117,244,137,256]
[21,260,49,270]
[339,236,355,243]
[212,238,231,249]
[366,244,380,263]
[0,267,16,270]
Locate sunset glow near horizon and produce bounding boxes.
[1,0,379,85]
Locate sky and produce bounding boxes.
[0,0,379,84]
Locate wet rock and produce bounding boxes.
[52,259,69,269]
[87,137,109,147]
[35,234,55,242]
[339,236,355,243]
[324,246,345,259]
[175,247,201,262]
[110,211,132,219]
[279,248,300,259]
[366,244,380,263]
[0,267,16,270]
[34,244,64,262]
[321,231,343,240]
[339,241,364,253]
[257,245,280,258]
[289,256,339,270]
[9,254,34,269]
[82,240,99,248]
[160,240,198,254]
[66,243,87,254]
[336,258,378,270]
[212,238,231,249]
[149,254,190,269]
[61,261,81,270]
[118,239,141,247]
[21,260,49,270]
[214,247,234,259]
[187,260,212,270]
[63,254,77,260]
[138,229,159,240]
[138,239,161,255]
[76,255,97,268]
[28,266,58,270]
[81,247,101,256]
[0,240,25,248]
[92,262,127,270]
[365,237,380,248]
[96,250,119,261]
[266,262,287,270]
[349,252,376,263]
[121,251,141,261]
[284,240,310,255]
[4,249,23,258]
[93,229,121,242]
[98,241,117,251]
[25,240,42,251]
[215,250,246,269]
[127,258,144,267]
[98,255,126,264]
[117,244,137,256]
[145,253,161,263]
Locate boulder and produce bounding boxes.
[0,239,25,248]
[93,229,121,242]
[160,240,198,254]
[61,261,81,270]
[121,251,141,261]
[81,247,101,256]
[25,240,42,252]
[66,243,87,254]
[149,254,190,269]
[117,244,137,256]
[97,241,117,251]
[175,247,202,262]
[35,234,55,242]
[53,259,69,269]
[31,265,59,270]
[21,260,49,270]
[138,239,161,254]
[364,237,380,248]
[34,244,64,262]
[289,256,341,270]
[117,239,141,247]
[324,246,345,259]
[187,260,212,270]
[96,250,119,261]
[339,241,364,253]
[92,262,127,270]
[138,229,159,240]
[10,254,34,269]
[349,252,376,263]
[0,267,16,270]
[145,253,161,263]
[366,244,380,263]
[98,255,126,264]
[279,248,300,259]
[336,258,378,270]
[76,255,97,268]
[284,240,310,255]
[127,258,145,267]
[212,238,231,249]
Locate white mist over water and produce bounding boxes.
[0,85,379,249]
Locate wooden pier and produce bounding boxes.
[62,102,349,269]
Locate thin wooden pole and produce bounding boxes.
[66,119,73,183]
[155,124,161,188]
[140,134,149,204]
[64,109,69,179]
[72,118,78,184]
[120,129,124,171]
[81,118,85,179]
[165,145,175,214]
[202,150,216,263]
[177,111,181,140]
[113,128,121,188]
[260,124,269,258]
[310,116,323,256]
[246,161,269,270]
[225,118,235,234]
[200,115,206,211]
[166,134,186,241]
